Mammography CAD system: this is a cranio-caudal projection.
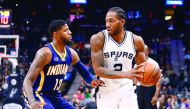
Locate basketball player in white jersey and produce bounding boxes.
[90,7,147,109]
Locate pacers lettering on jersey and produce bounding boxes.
[46,64,68,76]
[104,51,134,61]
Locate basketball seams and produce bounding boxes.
[144,64,156,84]
[147,66,160,84]
[142,62,148,82]
[152,66,160,79]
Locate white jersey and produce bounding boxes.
[101,29,136,91]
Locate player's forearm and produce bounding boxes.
[154,87,160,97]
[154,80,161,97]
[23,79,36,102]
[95,67,128,79]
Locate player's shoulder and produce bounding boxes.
[131,32,145,51]
[90,31,104,42]
[36,47,52,58]
[67,47,79,59]
[131,32,143,42]
[90,31,105,50]
[68,47,77,55]
[67,47,80,65]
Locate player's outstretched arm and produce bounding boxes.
[23,47,50,108]
[70,48,105,87]
[90,32,144,79]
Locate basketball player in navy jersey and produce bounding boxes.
[90,7,146,109]
[136,45,161,109]
[23,19,104,109]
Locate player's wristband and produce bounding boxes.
[28,98,36,105]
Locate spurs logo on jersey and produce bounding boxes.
[104,51,134,61]
[101,30,136,90]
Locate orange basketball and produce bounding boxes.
[137,58,161,86]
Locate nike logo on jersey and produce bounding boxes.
[54,57,59,61]
[104,51,134,61]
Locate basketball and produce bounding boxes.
[137,58,161,86]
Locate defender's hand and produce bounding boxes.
[91,79,105,88]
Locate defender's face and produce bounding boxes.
[57,24,72,43]
[105,11,122,36]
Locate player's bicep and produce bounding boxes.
[133,35,146,64]
[135,51,146,64]
[90,34,104,72]
[25,48,51,83]
[91,49,104,68]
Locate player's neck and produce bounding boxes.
[111,29,125,44]
[52,41,65,54]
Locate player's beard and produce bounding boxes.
[108,30,119,36]
[62,38,72,45]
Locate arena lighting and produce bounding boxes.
[166,0,183,6]
[70,0,87,4]
[165,16,172,20]
[168,25,174,30]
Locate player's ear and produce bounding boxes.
[53,31,58,37]
[120,19,125,25]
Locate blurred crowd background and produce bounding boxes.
[0,0,190,109]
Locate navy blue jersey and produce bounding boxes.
[33,43,72,95]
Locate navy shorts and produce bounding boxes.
[136,85,157,109]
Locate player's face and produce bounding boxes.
[56,24,72,43]
[105,11,123,36]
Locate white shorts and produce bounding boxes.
[96,85,139,109]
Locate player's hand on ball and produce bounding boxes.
[133,62,146,70]
[30,100,46,109]
[91,79,105,88]
[126,63,145,79]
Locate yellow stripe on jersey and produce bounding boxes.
[35,92,45,103]
[51,43,67,61]
[23,92,32,109]
[36,71,45,92]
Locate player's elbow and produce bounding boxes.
[22,78,28,90]
[22,77,33,92]
[22,79,27,94]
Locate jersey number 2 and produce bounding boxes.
[114,63,123,71]
[53,79,63,91]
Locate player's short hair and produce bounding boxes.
[48,19,66,37]
[108,7,127,21]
